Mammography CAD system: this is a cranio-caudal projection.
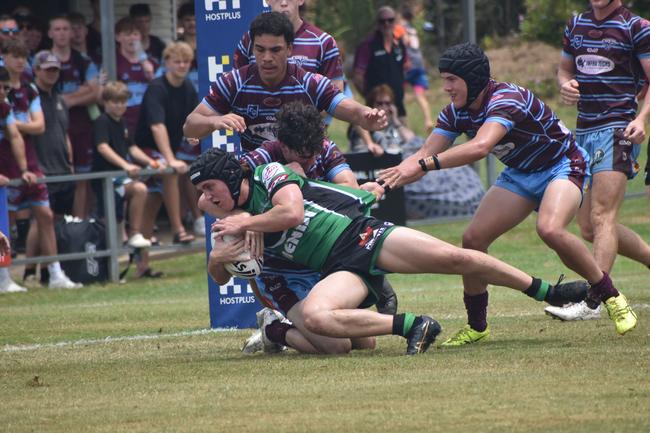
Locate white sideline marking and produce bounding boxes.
[3,304,648,353]
[2,328,236,353]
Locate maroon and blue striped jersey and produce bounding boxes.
[434,80,578,172]
[202,63,346,151]
[234,21,343,81]
[562,6,650,134]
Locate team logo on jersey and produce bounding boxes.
[570,35,583,49]
[602,38,616,51]
[247,104,260,119]
[575,55,614,75]
[291,55,308,68]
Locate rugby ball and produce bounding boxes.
[211,233,264,279]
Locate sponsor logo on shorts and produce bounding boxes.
[575,55,614,75]
[592,148,605,167]
[358,226,374,247]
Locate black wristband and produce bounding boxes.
[418,158,428,172]
[432,154,441,170]
[384,184,392,194]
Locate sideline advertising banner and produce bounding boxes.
[195,0,270,328]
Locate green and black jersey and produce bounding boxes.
[243,163,377,271]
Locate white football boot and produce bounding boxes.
[544,301,602,321]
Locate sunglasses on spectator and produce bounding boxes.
[1,28,19,35]
[378,17,395,24]
[0,84,12,92]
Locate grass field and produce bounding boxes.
[1,194,649,433]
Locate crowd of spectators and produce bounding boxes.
[0,1,479,293]
[0,2,201,292]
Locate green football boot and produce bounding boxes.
[604,293,638,335]
[440,324,490,347]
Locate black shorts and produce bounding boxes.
[321,217,396,307]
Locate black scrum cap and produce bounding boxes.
[438,42,490,109]
[189,148,244,204]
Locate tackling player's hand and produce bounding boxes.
[212,113,246,134]
[364,107,388,131]
[624,118,646,144]
[560,79,580,105]
[377,161,423,191]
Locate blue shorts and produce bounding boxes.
[256,270,321,315]
[495,146,591,204]
[406,68,429,90]
[576,128,640,180]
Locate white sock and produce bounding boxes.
[48,262,64,279]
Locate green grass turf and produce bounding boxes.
[1,196,649,433]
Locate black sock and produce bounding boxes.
[523,277,551,301]
[23,267,36,281]
[392,312,416,336]
[464,292,489,332]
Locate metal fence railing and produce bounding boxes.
[2,168,205,283]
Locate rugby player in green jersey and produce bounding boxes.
[190,149,580,356]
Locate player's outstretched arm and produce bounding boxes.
[434,121,507,169]
[183,103,246,139]
[332,98,388,131]
[378,132,452,190]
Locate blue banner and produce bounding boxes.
[0,187,8,237]
[195,0,270,328]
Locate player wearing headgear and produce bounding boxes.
[191,138,591,355]
[197,103,395,355]
[545,0,650,321]
[378,42,637,344]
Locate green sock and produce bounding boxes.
[392,312,416,336]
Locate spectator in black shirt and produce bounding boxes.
[135,41,199,245]
[93,81,159,251]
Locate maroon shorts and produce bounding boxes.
[7,172,50,211]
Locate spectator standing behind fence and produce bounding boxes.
[129,3,167,65]
[135,41,198,259]
[400,5,433,132]
[49,15,99,219]
[176,2,198,92]
[114,17,157,139]
[92,81,156,252]
[68,12,100,66]
[234,0,345,92]
[0,65,81,290]
[353,6,408,122]
[23,51,76,284]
